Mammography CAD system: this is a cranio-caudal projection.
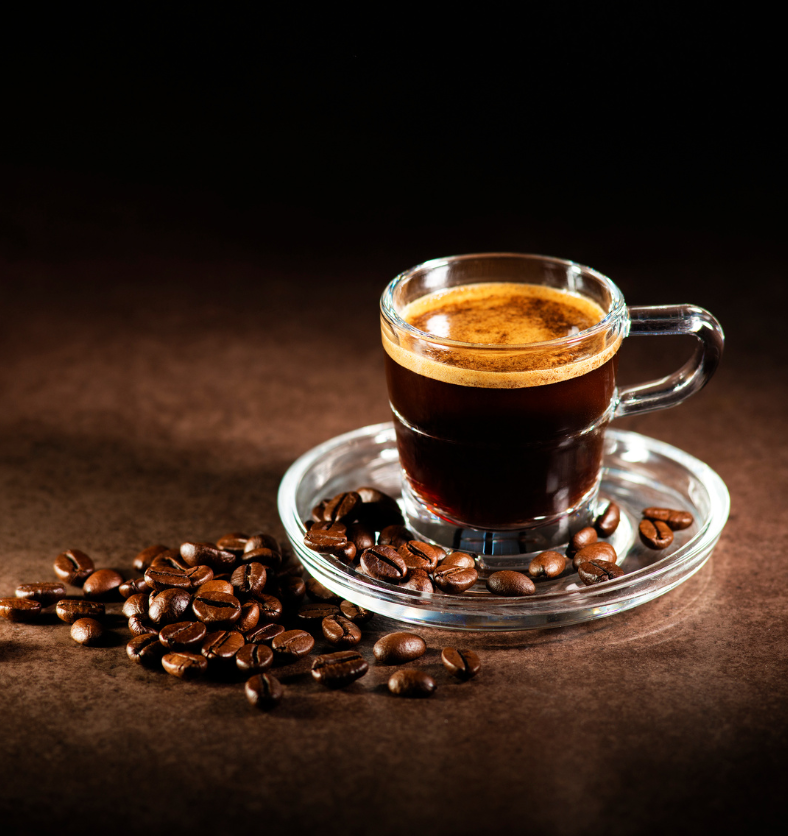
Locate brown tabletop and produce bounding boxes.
[1,173,786,836]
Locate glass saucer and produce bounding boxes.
[277,423,730,631]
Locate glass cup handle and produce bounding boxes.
[615,305,725,418]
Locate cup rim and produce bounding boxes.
[380,252,628,351]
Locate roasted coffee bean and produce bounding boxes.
[245,623,286,644]
[128,615,158,637]
[122,593,149,619]
[400,569,434,593]
[360,546,408,583]
[55,599,104,624]
[255,595,284,624]
[71,618,103,646]
[486,570,536,596]
[230,562,267,598]
[578,559,626,585]
[201,630,245,662]
[303,526,348,554]
[339,600,374,624]
[149,589,192,625]
[53,549,95,586]
[126,634,165,665]
[639,519,674,550]
[438,552,476,570]
[642,507,694,531]
[185,565,214,589]
[216,532,250,555]
[237,601,260,632]
[572,541,617,571]
[441,647,481,680]
[144,565,191,592]
[192,590,241,626]
[335,541,358,565]
[162,651,208,680]
[15,582,67,607]
[355,487,404,529]
[0,597,42,622]
[198,579,234,596]
[595,502,621,536]
[150,549,188,571]
[311,500,329,522]
[373,632,426,665]
[388,669,436,698]
[180,542,236,571]
[244,533,281,555]
[119,577,151,599]
[271,629,315,659]
[240,547,282,570]
[311,650,369,688]
[322,614,362,647]
[245,673,283,709]
[277,575,306,606]
[568,526,598,556]
[527,551,567,579]
[398,541,445,573]
[378,524,413,548]
[133,545,170,573]
[305,577,340,603]
[236,643,274,674]
[346,522,376,554]
[323,491,362,524]
[433,564,478,594]
[82,569,124,600]
[159,621,207,651]
[297,601,340,622]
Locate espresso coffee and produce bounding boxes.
[383,282,619,528]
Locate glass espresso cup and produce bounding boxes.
[380,253,724,560]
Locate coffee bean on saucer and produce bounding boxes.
[568,527,598,556]
[297,601,340,622]
[572,542,617,571]
[133,545,170,573]
[55,599,104,624]
[201,630,245,662]
[486,570,535,596]
[642,507,694,531]
[578,559,625,585]
[527,551,567,579]
[639,519,674,550]
[128,615,158,637]
[271,629,315,660]
[433,565,478,594]
[373,632,426,665]
[126,634,165,665]
[339,600,374,624]
[377,525,413,549]
[388,669,436,698]
[438,552,476,570]
[118,578,151,599]
[303,525,348,554]
[400,569,434,593]
[311,500,329,523]
[322,614,362,647]
[441,648,481,680]
[236,600,261,633]
[346,523,376,554]
[236,643,274,674]
[245,673,283,709]
[245,623,286,644]
[53,549,94,586]
[355,487,404,529]
[359,546,408,583]
[15,582,67,607]
[162,651,208,681]
[0,597,42,622]
[159,621,207,651]
[397,541,445,573]
[192,590,241,627]
[312,650,368,688]
[71,618,103,646]
[122,593,149,619]
[323,491,362,524]
[595,502,621,536]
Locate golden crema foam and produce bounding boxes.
[382,282,622,388]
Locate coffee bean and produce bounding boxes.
[568,526,598,556]
[144,565,191,592]
[359,546,408,583]
[578,559,625,585]
[15,582,67,607]
[132,545,170,573]
[322,614,362,647]
[198,579,234,595]
[305,577,340,603]
[180,542,236,571]
[149,589,192,625]
[0,597,42,622]
[271,629,315,659]
[71,618,103,646]
[639,519,674,550]
[236,600,260,633]
[192,590,241,627]
[230,562,267,599]
[297,601,340,622]
[118,578,151,599]
[216,532,250,556]
[323,491,362,524]
[55,599,104,624]
[399,569,434,593]
[388,669,436,698]
[486,570,536,596]
[433,565,478,594]
[126,634,165,665]
[255,595,284,624]
[245,673,283,709]
[201,630,245,662]
[162,651,208,680]
[311,650,369,688]
[184,565,214,590]
[236,643,274,674]
[339,600,374,624]
[150,550,188,571]
[243,533,281,555]
[245,623,286,644]
[335,541,358,565]
[438,552,476,570]
[303,525,348,553]
[527,551,567,579]
[378,524,413,548]
[122,593,149,619]
[355,487,404,529]
[373,632,426,665]
[53,549,95,586]
[346,522,376,554]
[572,542,617,571]
[81,569,123,600]
[128,615,158,637]
[595,502,621,536]
[240,547,282,569]
[159,621,207,651]
[311,500,329,522]
[441,647,481,680]
[277,575,306,607]
[642,507,694,531]
[397,541,445,573]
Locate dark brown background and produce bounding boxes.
[1,10,785,836]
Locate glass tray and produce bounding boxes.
[278,423,729,631]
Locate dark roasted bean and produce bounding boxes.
[311,650,369,688]
[639,519,674,550]
[126,634,165,665]
[240,547,282,569]
[128,615,158,637]
[55,599,104,624]
[643,507,694,531]
[122,593,149,619]
[230,562,267,599]
[198,579,234,596]
[378,524,413,548]
[438,552,476,570]
[578,559,626,585]
[255,595,283,624]
[388,669,436,698]
[355,487,404,529]
[568,526,598,556]
[397,541,445,573]
[441,647,481,680]
[339,600,374,624]
[399,569,434,593]
[119,577,151,599]
[82,569,123,600]
[277,575,306,607]
[236,600,260,633]
[192,590,241,626]
[0,597,42,622]
[303,526,348,554]
[15,582,67,607]
[150,550,188,571]
[216,532,249,555]
[433,564,478,594]
[53,549,94,586]
[133,545,170,573]
[486,570,536,596]
[572,541,617,571]
[527,551,567,579]
[162,651,208,680]
[185,565,214,589]
[236,643,274,674]
[180,542,236,571]
[305,577,340,603]
[359,546,407,583]
[159,621,207,651]
[373,632,426,665]
[323,491,362,524]
[144,565,191,592]
[149,589,192,625]
[71,618,103,646]
[245,673,283,709]
[322,614,362,647]
[297,601,340,622]
[245,623,286,644]
[201,630,245,662]
[346,522,376,554]
[311,500,329,522]
[243,534,281,555]
[595,502,621,536]
[271,629,315,659]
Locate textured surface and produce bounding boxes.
[1,175,786,836]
